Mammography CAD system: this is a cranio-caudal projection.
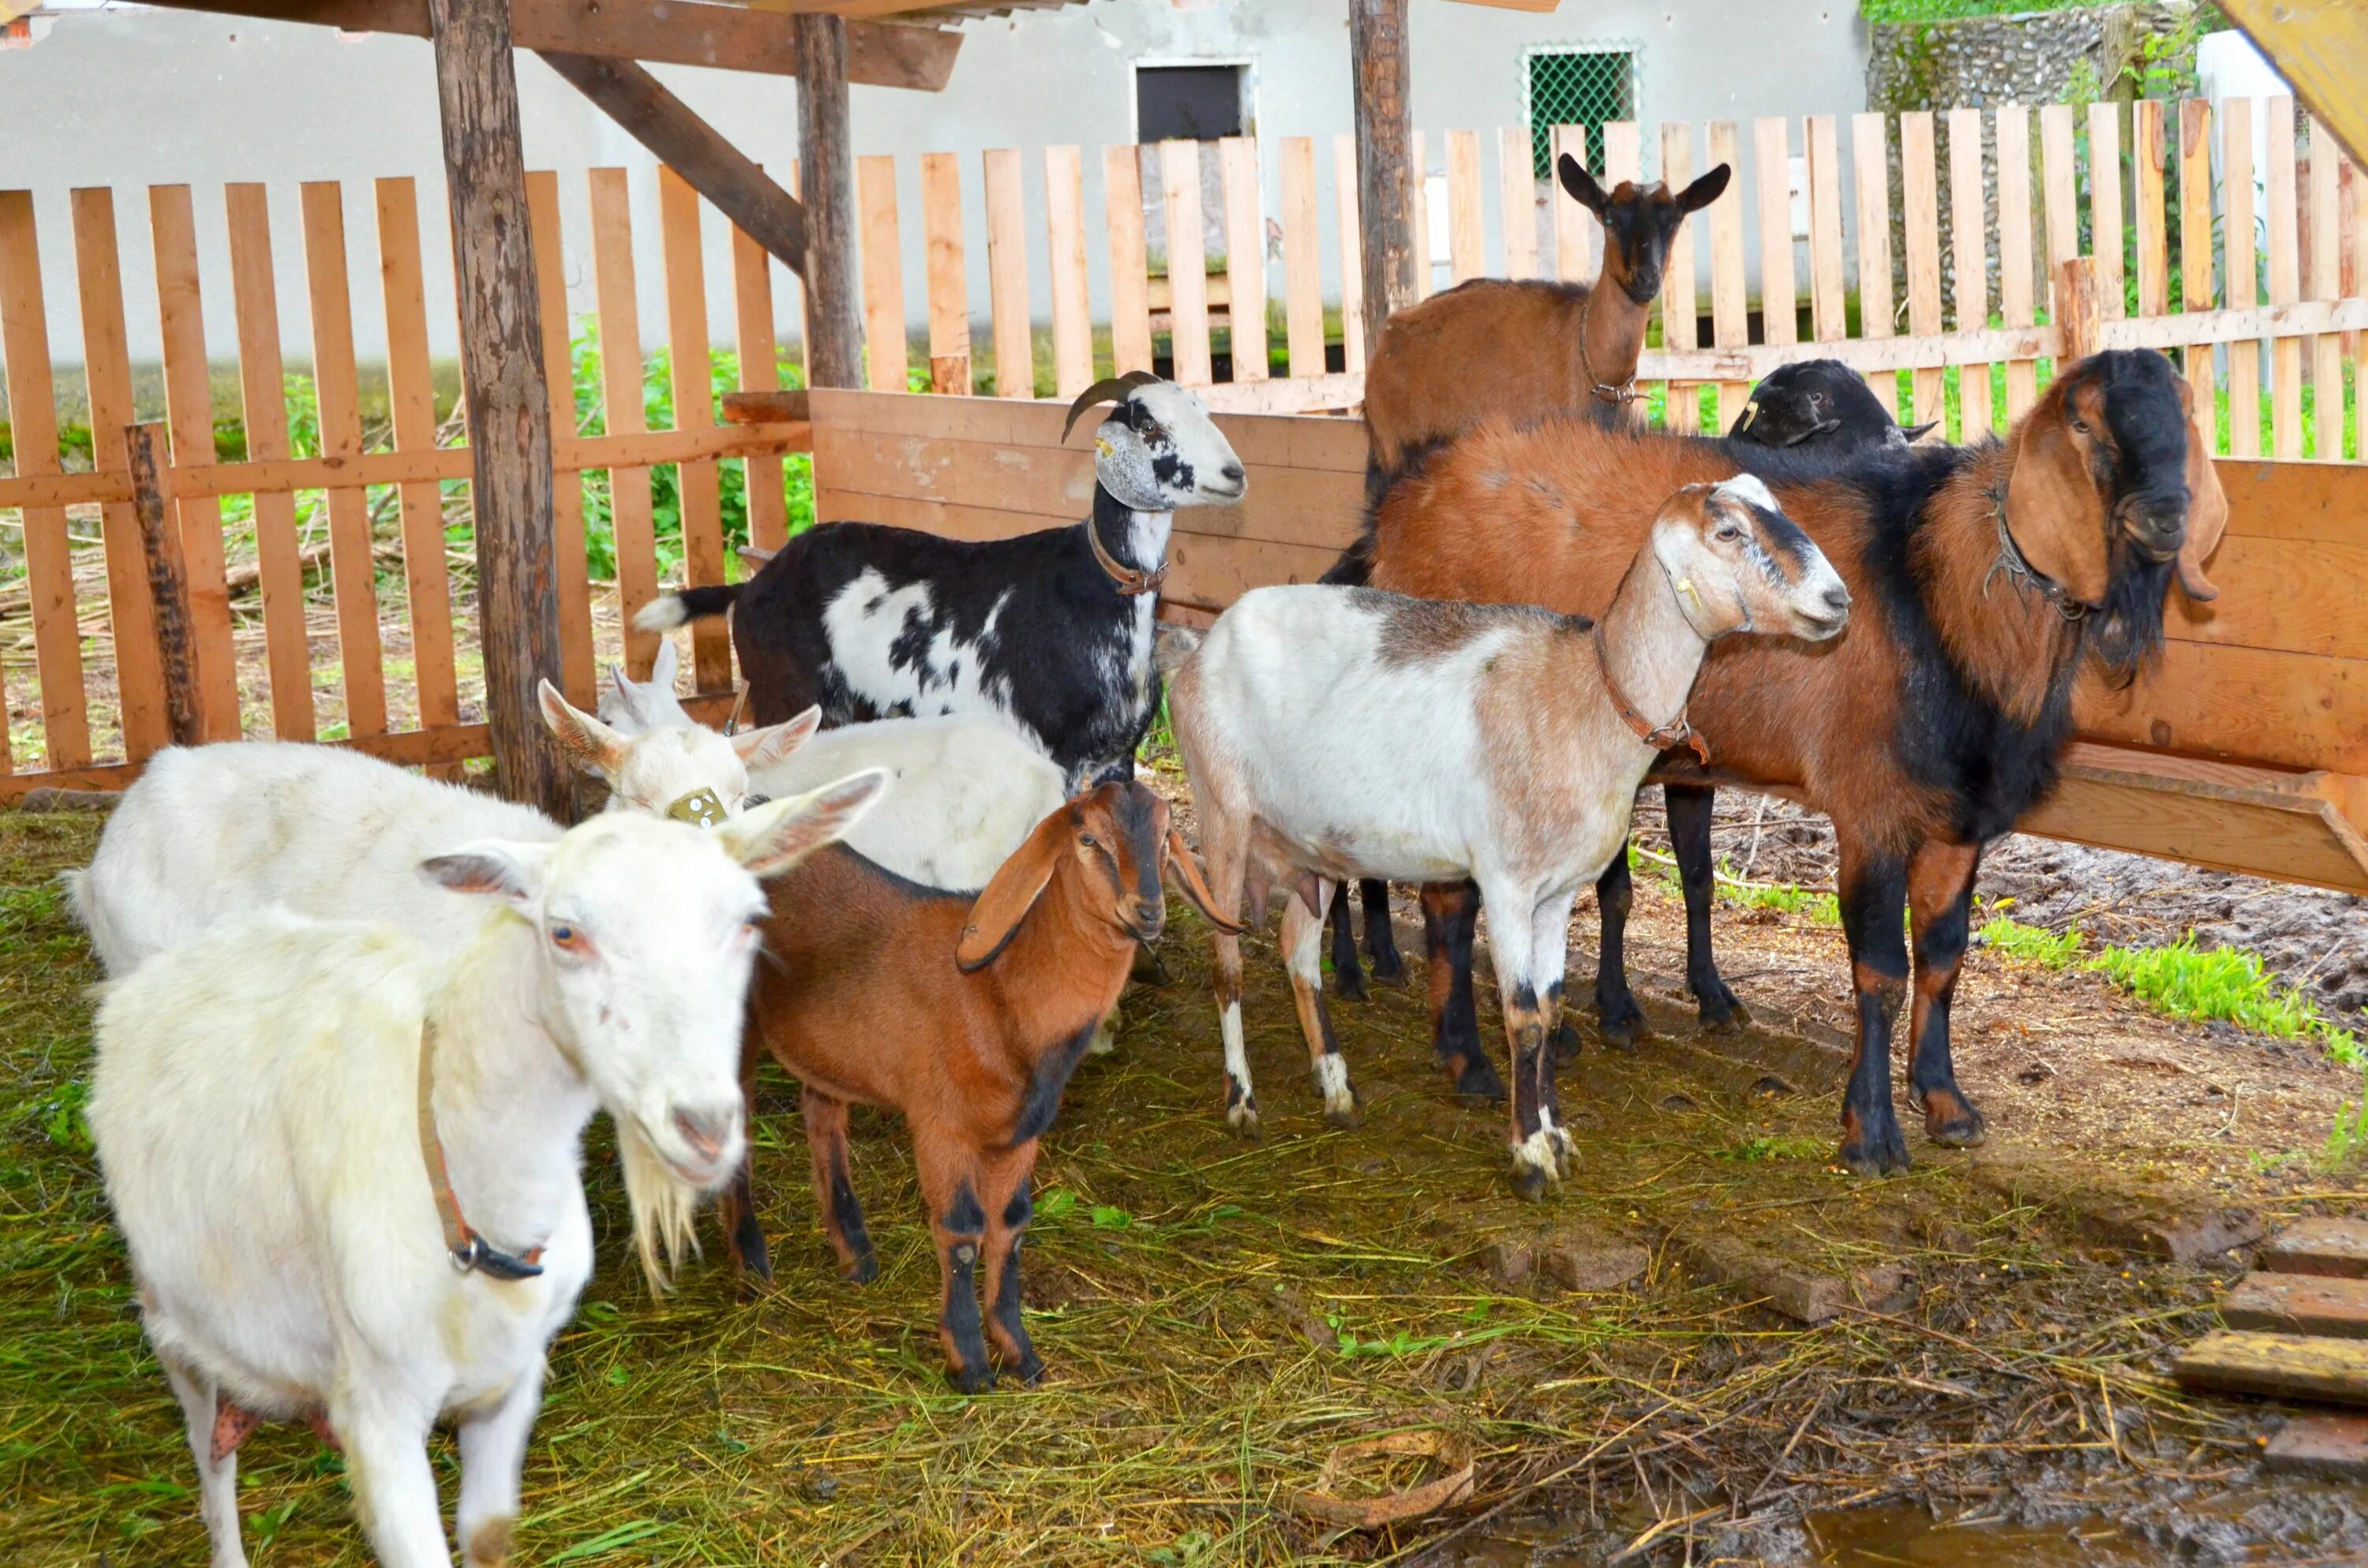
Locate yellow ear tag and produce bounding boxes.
[666,787,729,829]
[1738,400,1759,431]
[1676,578,1702,611]
[1096,436,1115,459]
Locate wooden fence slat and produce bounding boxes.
[1105,146,1152,376]
[69,186,167,759]
[148,185,239,737]
[2181,100,2220,455]
[589,166,661,679]
[1603,121,1641,188]
[1160,139,1212,384]
[1333,133,1366,372]
[921,152,972,393]
[730,216,790,555]
[660,166,732,694]
[1501,126,1538,281]
[857,153,907,394]
[1045,144,1093,397]
[1445,129,1484,286]
[1806,115,1846,346]
[1220,136,1268,382]
[1946,108,1989,440]
[2266,95,2304,458]
[0,190,87,769]
[1754,117,1798,355]
[1707,120,1749,427]
[1852,113,1900,424]
[299,180,388,739]
[1280,137,1325,377]
[1901,110,1944,424]
[2134,100,2170,320]
[984,147,1035,398]
[2040,103,2080,327]
[1553,123,1592,283]
[2226,99,2262,456]
[1408,129,1430,301]
[2089,102,2125,320]
[223,182,317,741]
[1661,122,1700,433]
[2353,150,2368,462]
[519,171,590,709]
[1997,106,2040,420]
[2310,118,2347,459]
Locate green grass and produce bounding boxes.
[1629,846,1842,926]
[1976,911,2085,970]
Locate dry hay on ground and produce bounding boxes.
[6,805,2368,1566]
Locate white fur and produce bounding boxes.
[603,653,1067,891]
[88,799,875,1568]
[817,574,1017,726]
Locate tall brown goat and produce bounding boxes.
[719,783,1235,1390]
[1361,350,2227,1175]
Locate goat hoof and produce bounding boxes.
[1509,1165,1550,1203]
[1331,963,1369,1002]
[1548,1020,1583,1067]
[844,1254,879,1286]
[1838,1117,1913,1178]
[1920,1088,1988,1148]
[1593,997,1647,1052]
[1366,950,1407,985]
[1321,1098,1362,1131]
[1014,1352,1045,1386]
[1447,1053,1507,1104]
[1085,1020,1118,1056]
[950,1363,996,1394]
[1225,1102,1263,1140]
[1695,986,1751,1033]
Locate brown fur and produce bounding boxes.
[722,784,1235,1390]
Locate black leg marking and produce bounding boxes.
[1592,848,1646,1050]
[1667,784,1748,1031]
[1424,881,1501,1102]
[829,1148,876,1285]
[728,1161,773,1286]
[1327,888,1368,1000]
[1362,878,1406,982]
[942,1237,991,1393]
[1839,855,1913,1177]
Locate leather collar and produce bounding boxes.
[1595,625,1710,766]
[1984,482,2093,623]
[1088,517,1167,597]
[418,1018,545,1280]
[1578,286,1640,406]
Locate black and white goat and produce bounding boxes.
[638,373,1246,791]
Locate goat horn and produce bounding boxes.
[1062,370,1165,440]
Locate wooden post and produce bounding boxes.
[2057,255,2104,363]
[428,0,571,818]
[1348,0,1414,350]
[796,13,864,387]
[125,423,203,748]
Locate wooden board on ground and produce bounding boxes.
[2222,1271,2368,1338]
[2265,1414,2368,1478]
[1669,1228,1906,1326]
[2263,1218,2368,1278]
[2175,1330,2368,1406]
[1967,1147,2264,1263]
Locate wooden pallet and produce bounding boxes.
[2175,1218,2368,1475]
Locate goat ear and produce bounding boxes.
[1557,152,1610,216]
[2003,382,2111,604]
[956,810,1071,971]
[730,705,821,769]
[539,680,631,778]
[650,638,679,691]
[1162,825,1242,934]
[2175,406,2228,602]
[1676,163,1731,212]
[418,840,551,909]
[720,768,888,878]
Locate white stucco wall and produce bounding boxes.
[0,0,1871,369]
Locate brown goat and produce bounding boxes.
[719,782,1236,1391]
[1358,154,1732,476]
[1362,350,2227,1176]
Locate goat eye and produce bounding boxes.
[2070,418,2091,435]
[1715,525,1743,541]
[1080,833,1098,848]
[550,923,588,954]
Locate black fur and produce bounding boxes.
[1729,358,1930,451]
[946,1180,987,1237]
[1011,1021,1099,1146]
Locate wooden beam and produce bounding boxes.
[538,51,807,276]
[429,0,571,819]
[797,13,864,387]
[1348,0,1415,344]
[125,423,205,748]
[2220,0,2368,170]
[138,0,961,90]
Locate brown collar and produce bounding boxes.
[1595,626,1710,766]
[418,1018,545,1280]
[1578,286,1640,406]
[1088,518,1167,597]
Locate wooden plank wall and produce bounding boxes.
[0,167,812,799]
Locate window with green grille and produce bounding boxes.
[1526,49,1635,179]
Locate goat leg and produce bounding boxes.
[1326,887,1369,1001]
[1666,784,1750,1032]
[1590,849,1648,1050]
[160,1352,249,1568]
[1360,878,1407,982]
[979,1144,1044,1385]
[924,1167,995,1393]
[1836,844,1914,1177]
[1905,839,1988,1148]
[1422,881,1504,1102]
[802,1088,878,1283]
[718,1040,774,1291]
[1283,884,1360,1128]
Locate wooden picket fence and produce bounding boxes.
[0,167,809,799]
[870,100,2368,458]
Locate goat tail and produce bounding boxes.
[1153,624,1203,677]
[634,583,742,634]
[60,868,141,979]
[615,1116,703,1297]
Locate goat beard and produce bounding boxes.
[1093,420,1173,512]
[615,1117,703,1297]
[2084,544,2178,689]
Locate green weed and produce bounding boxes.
[1718,1135,1830,1162]
[1977,911,2084,969]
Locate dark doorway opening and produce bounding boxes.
[1137,65,1244,143]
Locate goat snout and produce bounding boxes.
[669,1104,741,1176]
[1121,896,1167,945]
[2116,494,2187,563]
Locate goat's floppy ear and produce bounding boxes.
[1676,163,1731,212]
[2003,379,2112,605]
[957,809,1071,971]
[1557,152,1610,217]
[2175,402,2228,602]
[720,768,889,878]
[1161,825,1242,934]
[540,679,631,778]
[418,839,553,911]
[730,705,821,769]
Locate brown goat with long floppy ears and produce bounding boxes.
[719,782,1236,1391]
[1362,349,2227,1176]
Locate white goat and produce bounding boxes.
[600,640,1068,891]
[88,785,882,1568]
[1165,477,1850,1197]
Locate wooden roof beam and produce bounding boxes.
[2218,0,2368,170]
[138,0,963,90]
[539,51,808,276]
